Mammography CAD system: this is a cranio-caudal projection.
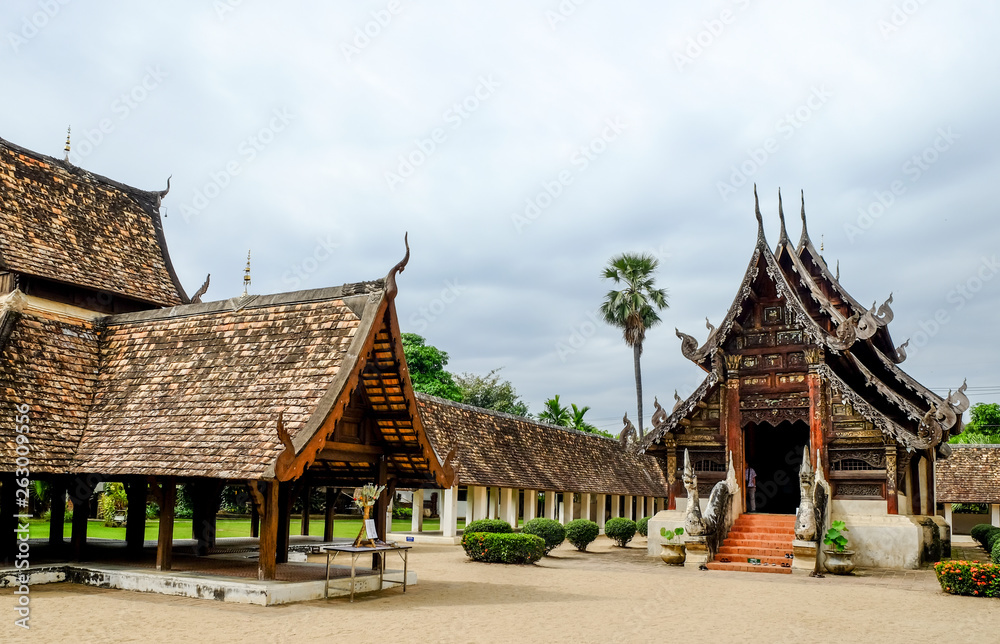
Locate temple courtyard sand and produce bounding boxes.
[4,536,998,644]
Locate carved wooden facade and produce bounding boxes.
[640,190,968,515]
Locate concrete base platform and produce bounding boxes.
[387,530,462,545]
[1,562,416,606]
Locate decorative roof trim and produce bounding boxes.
[639,373,719,451]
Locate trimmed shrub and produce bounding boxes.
[993,539,1000,565]
[636,516,650,538]
[604,517,637,547]
[464,519,513,534]
[522,518,565,554]
[987,529,1000,552]
[392,506,413,520]
[565,519,599,551]
[935,560,1000,597]
[462,532,545,564]
[970,523,993,547]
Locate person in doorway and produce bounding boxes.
[745,465,757,512]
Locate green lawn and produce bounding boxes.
[28,517,454,541]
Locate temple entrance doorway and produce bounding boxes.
[743,420,809,514]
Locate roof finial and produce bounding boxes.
[243,250,251,296]
[777,188,789,245]
[63,126,71,162]
[385,233,410,301]
[753,184,763,231]
[835,260,840,281]
[820,234,824,253]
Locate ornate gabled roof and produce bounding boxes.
[0,136,187,307]
[657,190,967,453]
[674,188,840,370]
[417,393,669,497]
[637,374,719,453]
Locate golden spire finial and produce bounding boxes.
[243,250,252,296]
[64,126,71,161]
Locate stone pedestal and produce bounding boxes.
[683,535,710,569]
[791,539,817,574]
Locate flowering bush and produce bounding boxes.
[935,560,1000,598]
[461,532,545,564]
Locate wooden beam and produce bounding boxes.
[125,479,148,558]
[258,481,279,581]
[322,441,384,455]
[156,479,176,571]
[324,487,337,542]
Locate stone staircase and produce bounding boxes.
[705,513,794,574]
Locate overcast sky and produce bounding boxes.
[3,1,998,432]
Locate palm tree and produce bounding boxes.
[538,395,571,426]
[600,253,668,437]
[570,404,598,433]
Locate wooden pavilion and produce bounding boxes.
[0,135,453,579]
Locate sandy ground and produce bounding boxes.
[3,536,999,644]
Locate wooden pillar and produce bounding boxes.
[125,479,148,558]
[806,369,828,479]
[0,474,16,565]
[191,480,222,556]
[373,457,390,570]
[156,479,176,571]
[48,478,67,551]
[885,445,898,515]
[275,482,292,564]
[665,440,678,510]
[70,476,96,562]
[299,485,311,536]
[258,482,279,580]
[722,370,743,512]
[324,487,337,542]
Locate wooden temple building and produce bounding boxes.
[0,135,454,579]
[643,189,968,569]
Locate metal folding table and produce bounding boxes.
[322,542,412,601]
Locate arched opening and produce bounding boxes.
[743,420,809,514]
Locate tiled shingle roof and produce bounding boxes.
[936,445,1000,503]
[0,297,100,471]
[0,137,186,307]
[417,394,669,497]
[76,285,382,479]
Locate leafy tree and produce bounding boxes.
[538,395,571,426]
[600,253,668,437]
[401,333,463,401]
[538,396,612,437]
[455,368,530,417]
[950,403,1000,444]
